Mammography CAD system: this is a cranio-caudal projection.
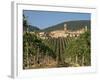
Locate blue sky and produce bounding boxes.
[23,10,91,29]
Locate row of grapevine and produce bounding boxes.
[23,32,57,69]
[42,37,74,67]
[42,31,90,67]
[23,30,91,69]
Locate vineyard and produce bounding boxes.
[23,30,91,69]
[23,14,91,69]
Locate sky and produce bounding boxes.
[23,10,91,29]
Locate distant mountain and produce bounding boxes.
[28,25,40,32]
[42,20,91,32]
[23,25,40,32]
[23,20,90,32]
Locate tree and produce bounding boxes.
[23,14,28,31]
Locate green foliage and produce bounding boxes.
[23,32,57,68]
[23,30,91,68]
[64,30,91,66]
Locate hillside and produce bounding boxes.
[23,25,40,32]
[42,20,90,32]
[23,20,90,32]
[28,25,40,32]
